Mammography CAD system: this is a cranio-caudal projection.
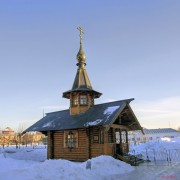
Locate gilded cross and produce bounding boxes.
[77,26,84,43]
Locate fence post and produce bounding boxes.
[168,150,171,165]
[146,148,150,161]
[165,149,169,165]
[153,149,156,165]
[133,149,137,165]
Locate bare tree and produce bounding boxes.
[15,123,25,149]
[22,132,34,147]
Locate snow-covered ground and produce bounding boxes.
[129,137,180,162]
[0,138,179,180]
[0,146,134,180]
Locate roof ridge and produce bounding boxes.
[46,109,69,115]
[46,98,134,115]
[95,98,134,107]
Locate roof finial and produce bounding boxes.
[77,26,84,44]
[76,26,86,64]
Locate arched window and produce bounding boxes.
[64,131,78,150]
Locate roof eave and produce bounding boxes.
[62,89,102,99]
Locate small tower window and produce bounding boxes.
[80,95,87,105]
[91,98,94,106]
[73,96,79,105]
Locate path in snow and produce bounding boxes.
[109,162,180,180]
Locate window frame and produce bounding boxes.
[80,95,87,105]
[93,129,104,144]
[73,96,79,106]
[64,130,78,149]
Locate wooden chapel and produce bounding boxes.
[25,27,143,161]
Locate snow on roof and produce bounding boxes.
[103,106,120,121]
[42,122,53,128]
[84,119,103,127]
[104,106,120,116]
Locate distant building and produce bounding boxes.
[0,127,45,146]
[129,128,180,144]
[22,131,46,145]
[2,127,14,135]
[0,127,15,146]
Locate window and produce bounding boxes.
[80,95,87,105]
[116,131,120,144]
[91,127,104,144]
[121,131,126,143]
[73,96,78,105]
[64,131,78,149]
[93,136,99,141]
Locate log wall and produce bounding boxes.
[47,126,126,161]
[47,131,54,159]
[47,129,89,161]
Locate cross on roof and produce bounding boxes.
[77,26,84,43]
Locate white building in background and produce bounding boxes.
[128,128,180,144]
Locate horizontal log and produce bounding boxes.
[79,138,87,140]
[60,151,88,154]
[59,155,88,159]
[60,156,88,159]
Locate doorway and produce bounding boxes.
[115,129,129,155]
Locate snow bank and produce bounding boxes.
[1,138,180,180]
[0,147,134,180]
[130,137,180,161]
[130,137,180,153]
[0,146,47,162]
[85,155,134,176]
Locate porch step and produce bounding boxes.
[115,153,144,166]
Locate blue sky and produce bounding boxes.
[0,0,180,131]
